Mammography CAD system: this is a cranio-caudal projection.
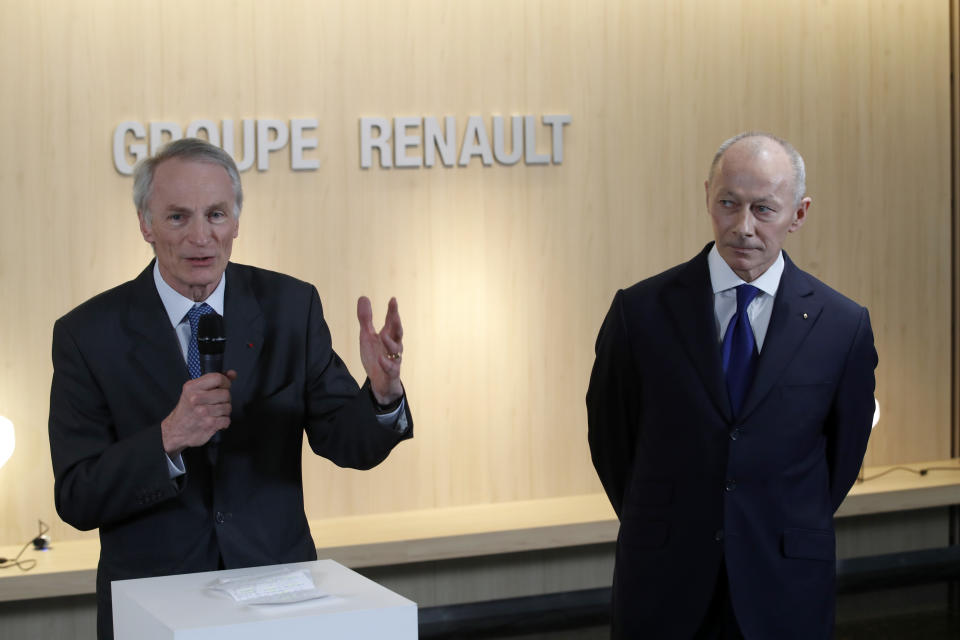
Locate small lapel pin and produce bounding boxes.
[802,313,808,319]
[247,342,254,348]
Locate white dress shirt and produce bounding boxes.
[706,245,785,352]
[153,261,226,361]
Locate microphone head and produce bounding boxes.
[197,313,226,355]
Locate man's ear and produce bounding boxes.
[790,197,811,232]
[138,211,154,243]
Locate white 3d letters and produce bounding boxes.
[113,118,321,175]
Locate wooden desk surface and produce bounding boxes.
[2,458,958,602]
[837,457,960,516]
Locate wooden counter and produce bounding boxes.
[2,458,958,603]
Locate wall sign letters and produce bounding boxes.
[112,114,571,174]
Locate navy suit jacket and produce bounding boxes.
[587,244,876,639]
[49,261,412,639]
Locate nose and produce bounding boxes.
[732,206,755,236]
[186,216,211,245]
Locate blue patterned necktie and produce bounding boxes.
[722,285,761,416]
[185,303,214,378]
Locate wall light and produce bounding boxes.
[0,416,14,469]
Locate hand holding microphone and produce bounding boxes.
[160,311,236,457]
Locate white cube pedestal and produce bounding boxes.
[112,559,417,639]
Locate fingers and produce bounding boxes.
[381,328,402,354]
[162,378,234,454]
[186,372,234,391]
[376,297,403,356]
[378,353,403,377]
[384,297,403,341]
[357,297,404,389]
[189,390,231,423]
[359,296,403,352]
[181,377,234,416]
[357,296,376,335]
[191,388,232,407]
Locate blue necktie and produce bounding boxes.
[722,285,761,416]
[185,303,214,379]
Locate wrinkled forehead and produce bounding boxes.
[711,142,795,201]
[150,158,234,206]
[153,156,230,183]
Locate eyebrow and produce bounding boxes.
[718,190,781,204]
[163,203,231,214]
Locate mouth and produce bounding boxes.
[185,256,215,266]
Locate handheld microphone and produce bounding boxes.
[197,312,226,375]
[197,313,226,451]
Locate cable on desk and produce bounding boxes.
[859,465,960,483]
[0,520,48,572]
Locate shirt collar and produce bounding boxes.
[707,244,784,298]
[152,261,227,327]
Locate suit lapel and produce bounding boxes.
[661,246,733,422]
[222,263,264,410]
[738,254,822,421]
[125,262,190,409]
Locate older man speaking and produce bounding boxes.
[49,138,413,639]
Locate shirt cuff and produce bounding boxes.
[376,397,409,434]
[166,452,186,479]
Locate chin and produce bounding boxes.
[188,263,221,277]
[721,251,748,265]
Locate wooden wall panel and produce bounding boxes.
[953,0,960,459]
[0,0,951,543]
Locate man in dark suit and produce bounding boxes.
[48,138,412,639]
[587,132,877,639]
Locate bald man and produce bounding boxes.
[587,132,877,639]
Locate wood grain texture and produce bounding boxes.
[953,0,960,459]
[0,0,951,544]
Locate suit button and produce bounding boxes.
[725,479,737,491]
[730,428,741,441]
[714,529,724,542]
[215,511,225,524]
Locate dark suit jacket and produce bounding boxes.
[48,261,412,639]
[587,244,876,639]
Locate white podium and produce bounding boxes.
[112,559,417,639]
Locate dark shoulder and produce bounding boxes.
[621,260,693,299]
[616,249,709,311]
[56,268,149,328]
[226,262,320,308]
[228,262,312,291]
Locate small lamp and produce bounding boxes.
[0,415,14,469]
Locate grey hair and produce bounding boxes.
[708,131,806,206]
[133,137,243,224]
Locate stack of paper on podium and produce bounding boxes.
[112,559,416,639]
